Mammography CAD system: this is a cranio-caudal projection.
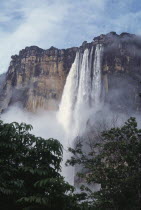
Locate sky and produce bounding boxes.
[0,0,141,73]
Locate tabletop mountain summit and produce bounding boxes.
[0,32,141,113]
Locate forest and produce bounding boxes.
[0,117,140,210]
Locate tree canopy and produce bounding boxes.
[0,120,81,210]
[67,117,141,210]
[1,117,141,210]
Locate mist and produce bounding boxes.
[1,105,75,185]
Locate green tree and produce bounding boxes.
[0,120,82,210]
[67,117,141,210]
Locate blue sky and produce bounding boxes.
[0,0,141,73]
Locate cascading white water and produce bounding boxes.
[58,44,103,137]
[57,44,103,184]
[74,49,91,136]
[57,52,81,185]
[91,44,103,109]
[57,52,80,134]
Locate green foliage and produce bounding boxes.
[2,117,140,210]
[0,120,80,210]
[67,117,141,210]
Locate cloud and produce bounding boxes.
[0,0,71,72]
[0,0,141,73]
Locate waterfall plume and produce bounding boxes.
[91,44,104,109]
[58,44,103,138]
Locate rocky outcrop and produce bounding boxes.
[0,32,141,113]
[0,46,77,112]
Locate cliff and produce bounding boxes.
[0,46,77,112]
[0,32,141,113]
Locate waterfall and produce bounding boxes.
[57,44,103,184]
[58,44,103,137]
[74,48,91,136]
[57,52,81,134]
[91,44,103,109]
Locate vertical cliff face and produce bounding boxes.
[0,46,77,112]
[0,32,141,113]
[101,32,141,113]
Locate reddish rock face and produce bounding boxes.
[0,32,141,113]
